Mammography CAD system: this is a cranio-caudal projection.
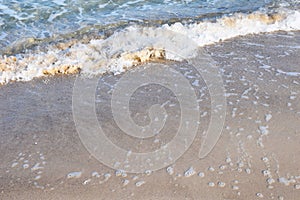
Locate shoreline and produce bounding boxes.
[0,31,300,199]
[1,9,300,85]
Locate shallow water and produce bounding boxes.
[1,31,300,199]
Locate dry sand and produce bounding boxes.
[0,31,300,199]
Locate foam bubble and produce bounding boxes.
[198,172,205,177]
[256,193,264,198]
[265,114,272,122]
[208,182,215,187]
[166,166,174,175]
[11,162,18,168]
[267,178,275,184]
[218,181,226,187]
[295,184,300,190]
[259,126,269,135]
[184,167,196,177]
[67,171,82,179]
[22,164,29,169]
[115,170,126,177]
[123,179,130,186]
[92,171,100,178]
[135,180,145,187]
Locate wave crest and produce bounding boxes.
[1,9,300,85]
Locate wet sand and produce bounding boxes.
[0,31,300,199]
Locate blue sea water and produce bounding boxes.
[0,0,299,50]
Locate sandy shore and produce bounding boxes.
[0,31,300,199]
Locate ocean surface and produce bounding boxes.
[0,0,299,48]
[0,0,300,84]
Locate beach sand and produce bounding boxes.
[0,31,300,199]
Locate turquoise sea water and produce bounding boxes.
[0,0,299,50]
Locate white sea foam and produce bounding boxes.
[277,69,300,76]
[1,9,300,84]
[67,171,82,179]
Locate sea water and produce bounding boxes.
[0,0,300,84]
